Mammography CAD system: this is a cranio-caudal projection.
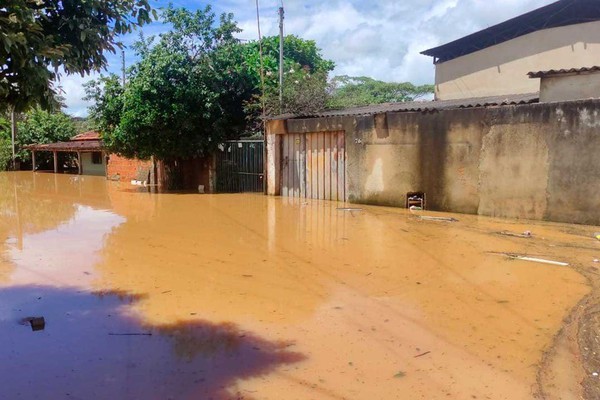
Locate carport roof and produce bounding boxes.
[270,92,539,120]
[25,140,103,152]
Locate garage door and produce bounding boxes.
[281,131,345,201]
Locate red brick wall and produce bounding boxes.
[106,154,153,182]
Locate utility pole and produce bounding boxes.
[122,50,126,87]
[278,4,284,113]
[10,109,16,170]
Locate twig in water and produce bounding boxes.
[414,351,431,358]
[108,333,152,336]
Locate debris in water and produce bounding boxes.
[593,372,599,377]
[594,259,600,263]
[409,206,423,211]
[242,275,254,278]
[595,232,600,241]
[108,333,153,336]
[337,208,363,212]
[418,216,458,222]
[492,252,569,266]
[394,371,406,378]
[22,317,46,332]
[414,351,431,358]
[498,231,532,238]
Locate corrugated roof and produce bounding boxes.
[421,0,600,63]
[272,93,539,120]
[71,131,101,141]
[528,66,600,78]
[25,140,103,152]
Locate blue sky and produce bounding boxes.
[60,0,554,116]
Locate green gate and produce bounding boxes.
[216,140,264,193]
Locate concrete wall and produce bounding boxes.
[81,152,106,176]
[540,72,600,102]
[434,21,600,100]
[269,100,600,225]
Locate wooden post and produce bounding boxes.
[77,152,82,175]
[53,151,58,173]
[31,151,36,171]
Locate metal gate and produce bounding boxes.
[216,140,264,193]
[281,131,345,201]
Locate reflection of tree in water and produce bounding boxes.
[0,173,77,236]
[0,286,304,400]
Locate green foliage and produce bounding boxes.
[242,35,335,123]
[0,0,155,112]
[16,109,76,163]
[0,117,12,171]
[328,76,435,109]
[92,6,252,160]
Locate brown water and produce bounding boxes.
[0,171,597,399]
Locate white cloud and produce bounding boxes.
[60,0,555,115]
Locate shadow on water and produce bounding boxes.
[0,285,305,400]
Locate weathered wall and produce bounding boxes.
[106,154,153,182]
[540,72,600,102]
[434,21,600,100]
[272,100,600,225]
[80,152,107,176]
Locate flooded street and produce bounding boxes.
[0,171,598,399]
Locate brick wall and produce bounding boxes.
[106,154,153,183]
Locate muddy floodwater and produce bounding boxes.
[1,172,599,399]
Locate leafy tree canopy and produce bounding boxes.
[89,5,249,160]
[328,76,434,109]
[241,35,335,125]
[16,108,76,163]
[1,0,155,112]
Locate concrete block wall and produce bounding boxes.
[268,99,600,225]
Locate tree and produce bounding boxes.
[86,8,336,163]
[0,116,11,171]
[328,76,434,109]
[0,0,155,112]
[242,35,335,124]
[16,108,76,165]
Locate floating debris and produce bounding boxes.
[108,333,153,336]
[498,231,532,238]
[414,351,431,358]
[21,317,45,332]
[337,208,363,212]
[491,252,569,266]
[419,216,458,222]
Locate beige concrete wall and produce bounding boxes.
[271,100,600,225]
[540,72,600,102]
[81,152,106,176]
[435,21,600,100]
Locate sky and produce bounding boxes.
[60,0,555,117]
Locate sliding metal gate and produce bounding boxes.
[216,140,264,193]
[281,131,346,201]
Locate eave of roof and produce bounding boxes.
[528,65,600,78]
[270,93,539,120]
[421,0,600,63]
[25,140,103,152]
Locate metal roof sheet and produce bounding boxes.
[421,0,600,63]
[272,93,539,120]
[528,66,600,78]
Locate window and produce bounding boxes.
[91,152,102,165]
